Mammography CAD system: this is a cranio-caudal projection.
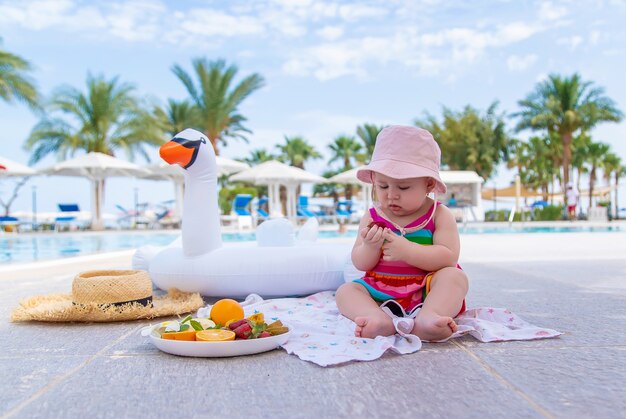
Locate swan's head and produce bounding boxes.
[160,129,210,169]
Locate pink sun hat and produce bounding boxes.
[356,125,447,194]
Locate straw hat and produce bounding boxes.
[11,270,204,323]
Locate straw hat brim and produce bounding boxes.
[11,288,204,323]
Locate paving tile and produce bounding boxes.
[460,263,626,348]
[0,355,90,417]
[14,349,541,418]
[0,321,144,357]
[469,346,626,417]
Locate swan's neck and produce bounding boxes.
[182,159,222,257]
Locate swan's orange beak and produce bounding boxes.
[160,141,195,168]
[160,129,208,169]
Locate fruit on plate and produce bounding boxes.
[266,320,289,336]
[233,322,253,339]
[210,299,244,326]
[247,313,264,324]
[153,311,289,341]
[192,318,216,330]
[161,329,197,341]
[196,329,236,342]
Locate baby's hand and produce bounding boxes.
[381,229,411,261]
[359,222,386,246]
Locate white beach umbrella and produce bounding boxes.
[0,156,37,177]
[229,160,327,218]
[39,152,149,230]
[215,156,250,176]
[329,167,372,209]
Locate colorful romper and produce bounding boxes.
[353,202,466,315]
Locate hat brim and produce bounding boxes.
[11,288,204,323]
[356,160,447,194]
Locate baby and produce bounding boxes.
[336,126,468,341]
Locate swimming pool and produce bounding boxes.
[1,224,623,265]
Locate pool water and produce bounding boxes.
[1,224,623,265]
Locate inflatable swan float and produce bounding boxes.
[133,129,352,298]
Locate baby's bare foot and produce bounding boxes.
[411,311,457,341]
[354,315,395,338]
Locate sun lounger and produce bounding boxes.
[256,196,269,220]
[0,215,21,233]
[231,194,253,230]
[297,196,317,218]
[55,203,85,232]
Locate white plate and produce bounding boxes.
[148,324,291,358]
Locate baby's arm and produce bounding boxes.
[351,213,387,271]
[382,205,460,271]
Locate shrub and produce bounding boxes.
[532,205,564,221]
[485,210,521,222]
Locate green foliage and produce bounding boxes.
[276,136,322,169]
[484,210,521,222]
[513,134,561,195]
[172,58,265,154]
[355,123,382,161]
[243,148,275,165]
[532,205,564,221]
[313,168,342,196]
[513,73,623,189]
[327,135,362,170]
[0,37,40,109]
[486,205,565,221]
[416,102,513,181]
[153,99,202,137]
[25,73,162,163]
[218,185,258,214]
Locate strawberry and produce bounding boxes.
[258,331,271,338]
[233,323,253,339]
[228,319,249,331]
[367,221,387,229]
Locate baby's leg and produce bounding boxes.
[412,267,468,341]
[336,282,395,338]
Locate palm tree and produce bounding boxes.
[276,136,322,169]
[25,74,161,162]
[328,135,362,170]
[583,142,611,209]
[602,152,622,219]
[355,123,382,161]
[153,99,201,137]
[515,136,556,200]
[0,37,40,110]
[571,132,591,191]
[274,135,322,213]
[513,73,623,201]
[172,58,265,155]
[614,166,626,220]
[26,73,160,161]
[243,148,275,166]
[327,135,362,201]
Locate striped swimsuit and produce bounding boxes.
[354,202,465,314]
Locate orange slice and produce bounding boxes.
[196,329,236,342]
[161,329,197,341]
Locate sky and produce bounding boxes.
[1,0,626,217]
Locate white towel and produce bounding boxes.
[199,291,562,367]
